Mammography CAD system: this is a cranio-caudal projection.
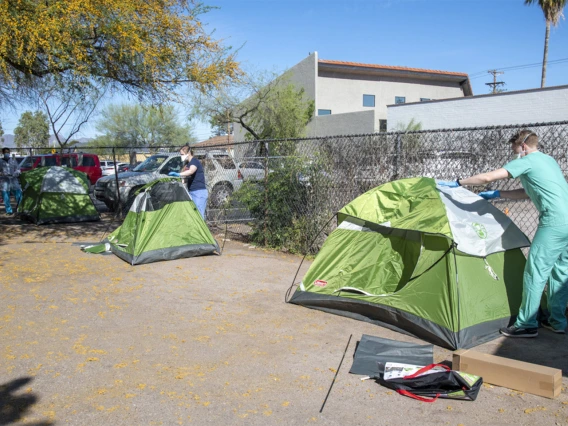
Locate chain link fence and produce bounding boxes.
[10,120,568,254]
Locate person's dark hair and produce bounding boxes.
[2,148,9,154]
[179,144,193,156]
[509,129,538,147]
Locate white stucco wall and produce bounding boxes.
[387,85,568,131]
[316,73,464,131]
[282,52,318,107]
[305,110,375,137]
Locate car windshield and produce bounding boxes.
[132,155,169,172]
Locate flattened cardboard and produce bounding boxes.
[453,349,562,399]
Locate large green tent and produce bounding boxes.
[84,179,219,265]
[18,166,100,224]
[289,177,531,349]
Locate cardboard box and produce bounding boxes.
[453,349,562,399]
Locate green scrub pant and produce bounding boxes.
[515,224,568,330]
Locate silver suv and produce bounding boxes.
[94,150,242,214]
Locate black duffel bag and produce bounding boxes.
[378,363,483,402]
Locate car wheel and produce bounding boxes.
[211,183,233,208]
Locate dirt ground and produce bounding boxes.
[1,214,567,426]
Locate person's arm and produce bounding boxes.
[500,188,529,199]
[180,164,197,177]
[458,168,509,186]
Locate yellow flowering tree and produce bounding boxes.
[0,0,240,102]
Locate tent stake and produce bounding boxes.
[319,334,352,413]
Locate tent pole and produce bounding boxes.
[452,245,461,347]
[320,334,352,413]
[112,147,121,216]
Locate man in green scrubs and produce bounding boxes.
[438,129,568,337]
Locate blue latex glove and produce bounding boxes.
[168,171,180,177]
[479,190,500,200]
[436,180,460,188]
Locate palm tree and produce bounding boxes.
[525,0,567,87]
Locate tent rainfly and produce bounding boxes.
[83,179,220,265]
[289,177,531,350]
[18,166,100,225]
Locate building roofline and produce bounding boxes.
[387,84,568,108]
[318,59,473,96]
[318,59,468,78]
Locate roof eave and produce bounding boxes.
[318,61,469,85]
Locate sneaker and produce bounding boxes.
[500,325,538,338]
[5,212,13,216]
[540,319,566,334]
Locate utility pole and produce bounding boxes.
[486,70,505,93]
[226,110,230,144]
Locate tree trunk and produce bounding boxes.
[541,20,550,88]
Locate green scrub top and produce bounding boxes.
[504,151,568,227]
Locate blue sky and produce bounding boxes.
[2,0,567,140]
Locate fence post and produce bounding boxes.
[263,141,269,246]
[393,134,402,180]
[112,147,121,215]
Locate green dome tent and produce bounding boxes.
[289,177,531,349]
[84,179,220,265]
[18,166,100,224]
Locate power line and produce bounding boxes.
[469,57,568,80]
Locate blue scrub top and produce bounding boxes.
[504,151,568,227]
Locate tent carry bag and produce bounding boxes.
[378,363,483,402]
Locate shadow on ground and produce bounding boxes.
[491,324,568,377]
[0,377,53,426]
[0,213,119,246]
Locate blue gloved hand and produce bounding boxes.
[436,180,460,188]
[479,190,500,200]
[168,171,180,177]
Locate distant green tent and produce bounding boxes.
[18,166,99,224]
[84,179,219,265]
[289,177,531,349]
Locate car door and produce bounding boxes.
[159,156,182,175]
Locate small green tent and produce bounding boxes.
[289,177,531,349]
[84,179,219,265]
[18,166,100,224]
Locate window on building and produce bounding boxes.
[318,109,332,115]
[420,98,431,102]
[363,94,375,107]
[379,120,387,132]
[395,96,406,104]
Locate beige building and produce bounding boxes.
[234,51,472,139]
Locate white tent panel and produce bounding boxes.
[41,167,87,194]
[437,185,530,257]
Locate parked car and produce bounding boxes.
[62,153,102,186]
[19,153,102,186]
[101,162,128,176]
[238,160,266,181]
[100,160,119,176]
[117,163,131,173]
[19,154,58,172]
[94,150,242,214]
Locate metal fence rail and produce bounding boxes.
[13,120,568,254]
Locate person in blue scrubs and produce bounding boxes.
[169,145,208,219]
[0,148,22,216]
[438,130,568,337]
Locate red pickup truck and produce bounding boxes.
[19,153,102,186]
